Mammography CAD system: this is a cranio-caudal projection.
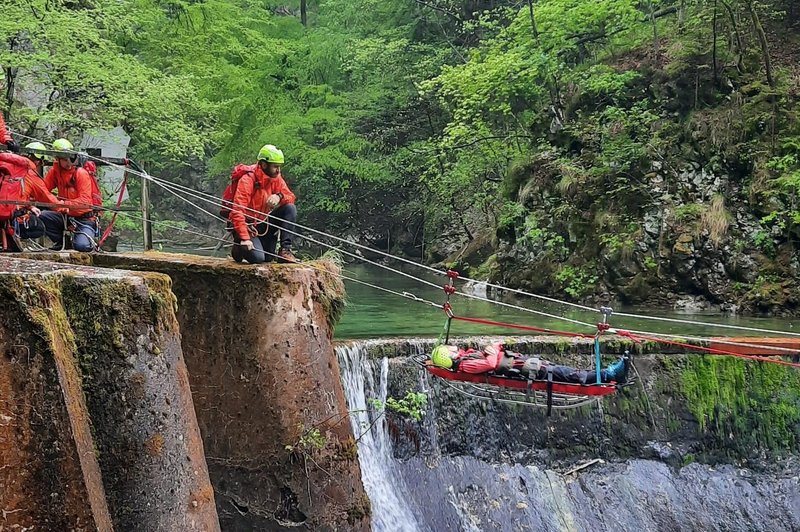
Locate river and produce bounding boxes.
[335,264,797,340]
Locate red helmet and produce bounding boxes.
[84,161,97,175]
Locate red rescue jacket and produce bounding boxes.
[0,152,58,204]
[44,164,94,217]
[229,164,296,240]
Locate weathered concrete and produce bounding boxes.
[0,257,219,531]
[81,252,370,531]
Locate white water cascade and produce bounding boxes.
[336,343,424,532]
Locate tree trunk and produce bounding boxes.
[527,0,563,127]
[648,0,659,62]
[712,0,719,85]
[678,0,687,32]
[527,0,539,41]
[4,38,19,117]
[300,0,307,26]
[720,0,744,73]
[746,0,775,88]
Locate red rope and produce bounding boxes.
[451,315,594,339]
[450,314,800,370]
[97,166,129,248]
[617,330,800,369]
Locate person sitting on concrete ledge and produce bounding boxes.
[40,138,98,252]
[430,343,629,384]
[228,144,298,264]
[0,149,63,252]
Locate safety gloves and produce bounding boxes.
[239,240,254,251]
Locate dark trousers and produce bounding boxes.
[1,214,46,251]
[535,365,611,384]
[231,204,297,264]
[266,203,297,251]
[16,214,46,240]
[39,210,98,252]
[232,222,270,264]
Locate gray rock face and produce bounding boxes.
[391,457,800,532]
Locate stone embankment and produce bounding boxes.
[1,253,369,531]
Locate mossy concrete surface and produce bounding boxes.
[74,251,368,531]
[0,256,219,531]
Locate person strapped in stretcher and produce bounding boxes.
[430,343,629,384]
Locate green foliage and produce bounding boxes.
[497,202,526,233]
[674,204,707,222]
[369,391,427,422]
[285,423,328,456]
[578,65,642,99]
[752,229,776,256]
[555,264,598,299]
[520,214,568,257]
[599,231,636,258]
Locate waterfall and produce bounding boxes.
[336,343,423,532]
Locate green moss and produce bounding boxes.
[314,259,347,331]
[679,356,800,452]
[553,337,571,355]
[59,275,174,381]
[346,493,372,524]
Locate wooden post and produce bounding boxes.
[141,165,153,251]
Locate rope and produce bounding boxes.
[619,328,800,355]
[103,166,800,338]
[451,315,594,339]
[612,310,800,338]
[11,130,800,339]
[618,330,800,369]
[112,209,442,308]
[131,170,600,330]
[17,140,800,370]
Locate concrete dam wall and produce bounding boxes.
[0,253,369,531]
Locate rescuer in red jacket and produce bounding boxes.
[39,138,98,251]
[0,141,63,251]
[229,144,298,263]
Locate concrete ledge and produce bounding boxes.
[0,257,218,531]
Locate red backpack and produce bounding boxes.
[0,173,24,222]
[83,162,103,209]
[69,167,103,212]
[220,164,258,218]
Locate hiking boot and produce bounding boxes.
[604,357,628,383]
[277,247,299,263]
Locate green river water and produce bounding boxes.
[334,264,798,340]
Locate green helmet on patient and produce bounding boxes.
[431,345,454,369]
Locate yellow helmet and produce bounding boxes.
[431,345,454,369]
